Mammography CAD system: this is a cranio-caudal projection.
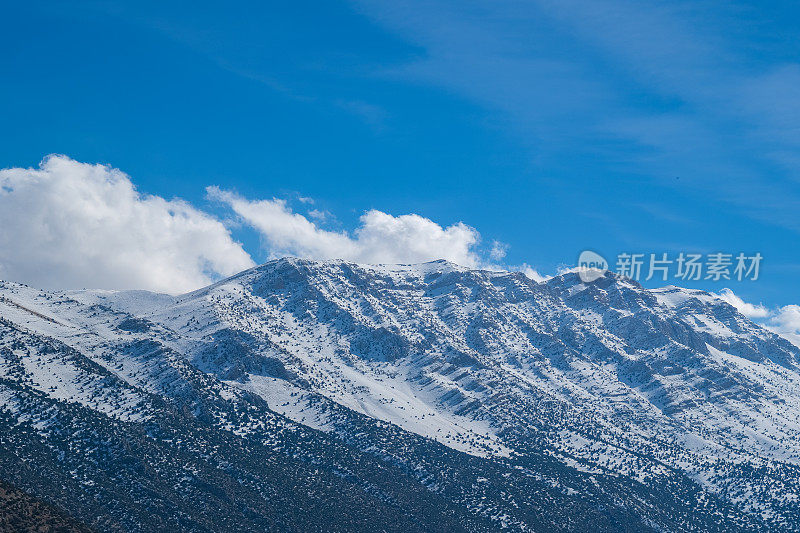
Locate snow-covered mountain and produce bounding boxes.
[1,258,799,531]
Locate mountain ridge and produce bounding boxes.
[1,257,799,530]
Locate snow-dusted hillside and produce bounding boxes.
[1,258,799,531]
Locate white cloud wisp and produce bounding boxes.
[715,288,770,319]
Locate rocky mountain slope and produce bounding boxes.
[1,258,799,531]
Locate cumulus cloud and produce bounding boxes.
[0,155,543,293]
[768,305,800,348]
[0,156,254,293]
[715,288,770,318]
[712,289,800,347]
[208,187,491,267]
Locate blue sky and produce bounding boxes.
[2,0,799,309]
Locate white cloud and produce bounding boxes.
[0,156,254,294]
[715,288,770,319]
[519,264,549,283]
[768,305,800,348]
[208,187,489,267]
[0,156,545,292]
[711,289,800,348]
[307,209,331,223]
[489,240,509,261]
